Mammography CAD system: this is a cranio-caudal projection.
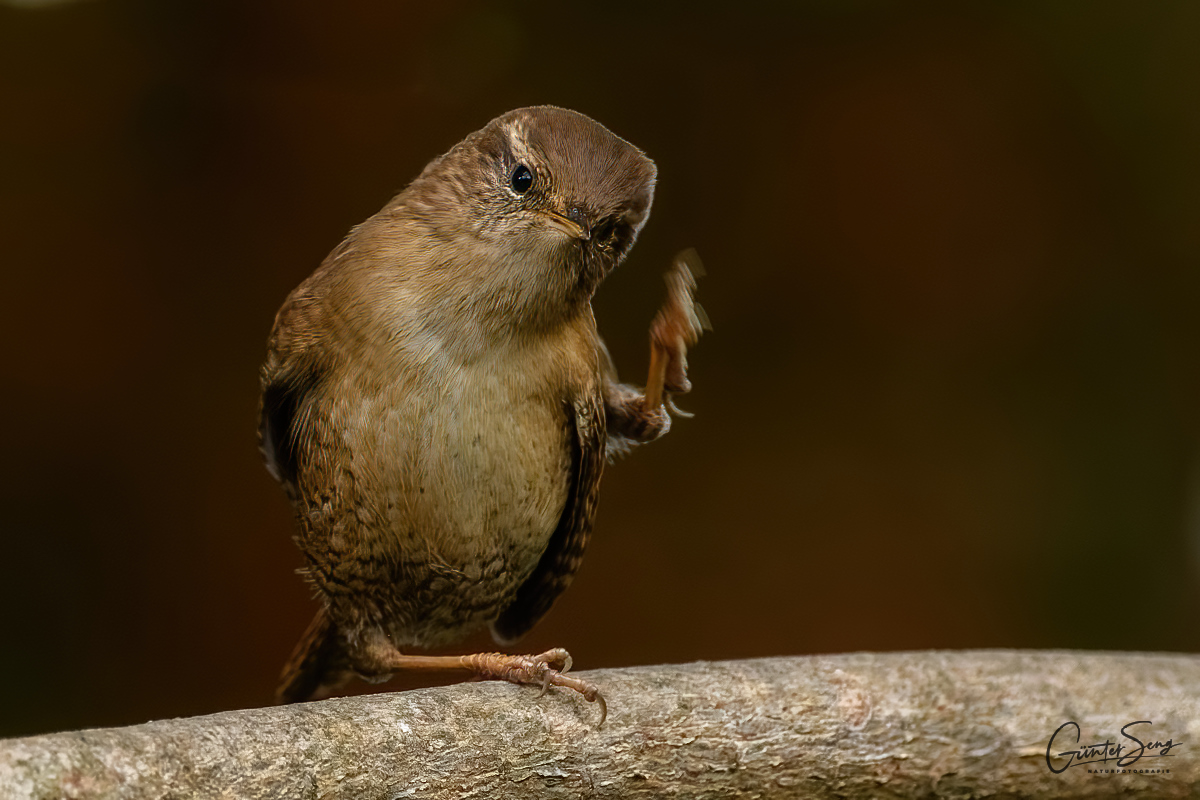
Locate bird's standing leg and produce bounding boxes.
[356,635,607,723]
[607,249,708,443]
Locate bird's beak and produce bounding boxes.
[542,210,591,241]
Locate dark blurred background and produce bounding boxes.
[2,0,1198,738]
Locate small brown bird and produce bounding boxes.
[259,106,703,721]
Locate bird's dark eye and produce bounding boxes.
[510,164,534,194]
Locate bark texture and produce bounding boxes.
[1,650,1197,799]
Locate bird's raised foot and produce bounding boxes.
[645,249,708,410]
[463,649,607,725]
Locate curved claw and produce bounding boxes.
[531,652,606,725]
[534,647,572,673]
[591,689,608,726]
[545,671,607,726]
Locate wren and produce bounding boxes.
[259,106,703,722]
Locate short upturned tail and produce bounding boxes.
[276,607,350,704]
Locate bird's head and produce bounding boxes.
[399,106,657,323]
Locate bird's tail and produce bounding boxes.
[275,606,351,704]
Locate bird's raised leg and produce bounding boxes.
[645,248,707,409]
[607,249,708,444]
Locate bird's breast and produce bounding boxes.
[327,332,595,645]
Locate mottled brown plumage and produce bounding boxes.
[259,106,702,721]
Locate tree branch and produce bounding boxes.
[2,651,1197,798]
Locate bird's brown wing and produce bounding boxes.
[258,291,333,502]
[259,315,335,518]
[259,363,323,496]
[490,393,606,644]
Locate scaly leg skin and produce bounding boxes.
[362,643,607,725]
